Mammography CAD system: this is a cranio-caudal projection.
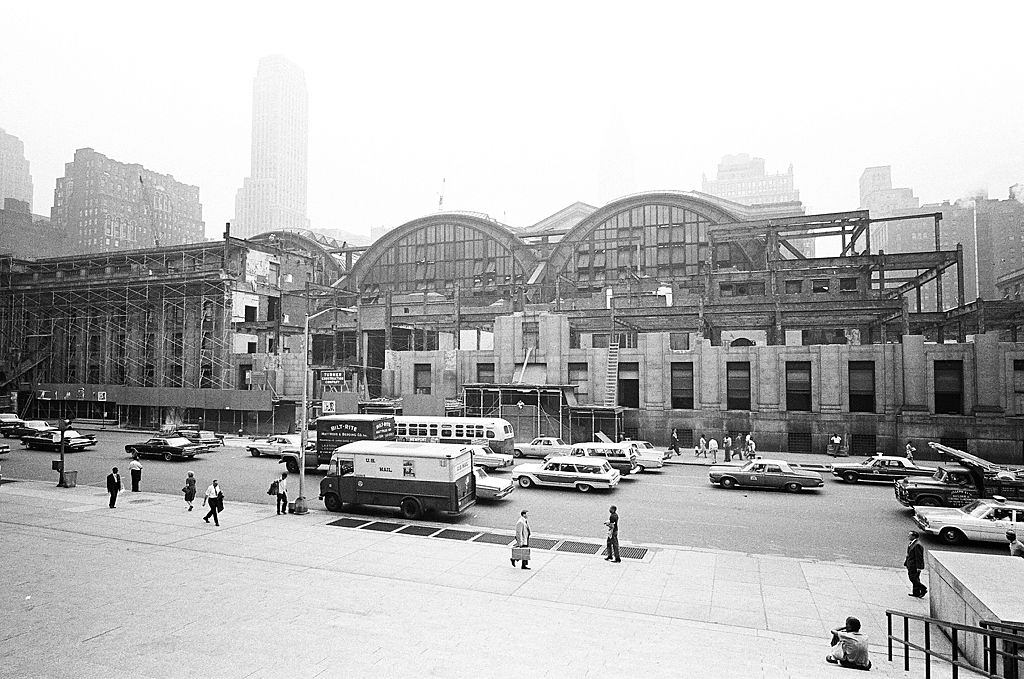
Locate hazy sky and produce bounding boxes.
[2,1,1021,241]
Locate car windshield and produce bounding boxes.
[962,500,987,516]
[476,468,490,478]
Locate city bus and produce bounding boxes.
[393,416,515,455]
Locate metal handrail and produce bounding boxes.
[886,609,1023,679]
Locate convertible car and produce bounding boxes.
[709,459,824,493]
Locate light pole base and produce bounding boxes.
[292,496,309,515]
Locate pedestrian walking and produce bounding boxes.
[604,505,621,563]
[128,455,143,492]
[511,509,531,570]
[708,437,719,463]
[182,471,196,511]
[202,479,223,526]
[1007,530,1024,558]
[106,467,122,508]
[696,434,707,458]
[723,434,733,462]
[905,440,916,463]
[276,471,289,515]
[746,433,757,460]
[904,530,927,597]
[670,428,680,457]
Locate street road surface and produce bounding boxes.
[0,429,1010,567]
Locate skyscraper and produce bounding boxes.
[51,148,204,254]
[702,154,800,208]
[0,128,33,211]
[233,55,310,238]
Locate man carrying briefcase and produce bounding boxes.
[511,509,531,570]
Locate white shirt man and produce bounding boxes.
[202,481,222,526]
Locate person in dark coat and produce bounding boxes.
[670,429,680,457]
[511,509,531,569]
[904,531,927,597]
[604,505,621,563]
[106,467,122,508]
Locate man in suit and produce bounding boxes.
[106,467,122,508]
[905,531,927,597]
[605,505,621,563]
[511,509,530,570]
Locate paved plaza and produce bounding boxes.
[0,478,979,678]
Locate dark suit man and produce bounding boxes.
[904,531,927,597]
[605,505,621,563]
[106,467,122,508]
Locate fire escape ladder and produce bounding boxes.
[605,340,620,406]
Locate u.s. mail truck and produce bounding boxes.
[319,440,476,519]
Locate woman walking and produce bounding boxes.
[183,471,197,511]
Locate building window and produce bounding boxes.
[618,362,640,408]
[244,305,258,322]
[523,322,539,351]
[247,341,257,354]
[669,332,690,350]
[848,361,876,413]
[726,361,751,410]
[569,328,581,349]
[785,361,812,411]
[414,364,432,394]
[568,362,589,395]
[934,360,963,414]
[671,362,694,409]
[785,280,803,295]
[839,278,858,292]
[811,279,830,293]
[476,363,495,383]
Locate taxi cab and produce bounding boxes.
[513,456,620,493]
[913,496,1024,545]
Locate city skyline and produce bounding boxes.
[0,2,1021,241]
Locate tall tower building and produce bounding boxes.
[0,128,33,210]
[233,55,310,238]
[51,148,204,254]
[702,154,800,208]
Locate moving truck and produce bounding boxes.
[280,415,396,473]
[319,440,476,519]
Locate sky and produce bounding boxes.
[1,1,1022,242]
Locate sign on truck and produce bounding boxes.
[319,440,476,519]
[279,414,396,473]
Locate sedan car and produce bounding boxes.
[465,444,514,471]
[914,497,1024,545]
[0,413,25,436]
[21,430,97,451]
[630,440,673,462]
[512,456,620,493]
[5,420,57,439]
[831,455,937,483]
[709,459,824,493]
[247,434,308,458]
[473,467,514,500]
[125,437,206,461]
[626,442,665,471]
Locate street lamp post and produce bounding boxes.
[295,306,354,515]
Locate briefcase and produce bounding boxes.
[511,547,531,561]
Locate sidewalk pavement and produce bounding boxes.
[664,448,838,471]
[0,479,979,679]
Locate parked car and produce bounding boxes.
[512,456,620,493]
[831,455,937,484]
[0,439,10,455]
[557,442,640,476]
[709,459,824,493]
[513,437,572,459]
[22,430,97,451]
[176,429,224,447]
[247,434,310,458]
[913,496,1024,545]
[630,440,672,462]
[626,441,665,471]
[5,419,57,439]
[125,437,206,461]
[465,444,514,471]
[473,467,515,500]
[0,413,25,436]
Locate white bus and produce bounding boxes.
[394,416,515,455]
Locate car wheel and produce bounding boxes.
[249,448,261,457]
[518,476,533,488]
[323,493,342,512]
[285,458,300,474]
[917,496,942,507]
[163,452,173,462]
[576,483,593,493]
[513,449,523,458]
[785,482,803,493]
[842,471,858,483]
[719,477,737,489]
[637,465,646,473]
[939,527,966,545]
[400,497,422,520]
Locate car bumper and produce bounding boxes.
[491,484,514,500]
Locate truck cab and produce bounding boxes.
[895,443,1024,507]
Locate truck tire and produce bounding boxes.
[400,497,422,519]
[939,527,966,545]
[842,471,858,483]
[916,496,943,507]
[285,458,300,474]
[323,493,342,512]
[248,448,260,457]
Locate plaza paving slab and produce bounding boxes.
[0,479,982,679]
